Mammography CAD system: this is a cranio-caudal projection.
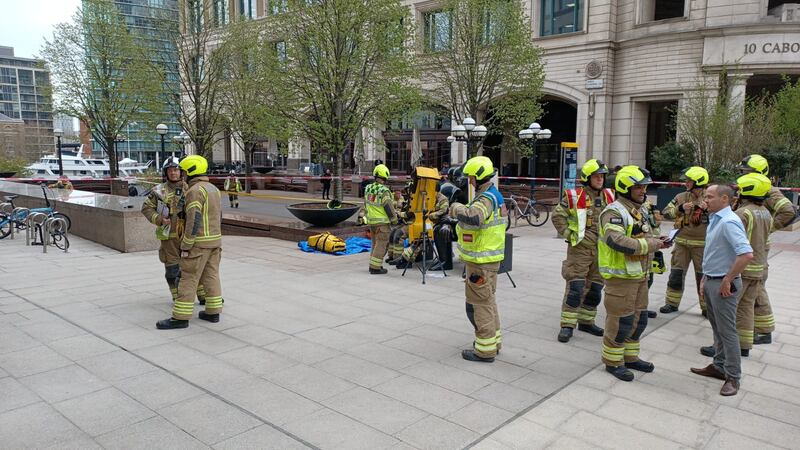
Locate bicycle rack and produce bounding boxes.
[11,207,30,240]
[25,212,48,247]
[44,216,69,253]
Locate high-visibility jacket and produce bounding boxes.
[224,177,242,193]
[561,187,614,246]
[455,185,506,264]
[598,200,653,280]
[181,176,222,250]
[364,182,393,225]
[736,201,772,279]
[141,180,186,241]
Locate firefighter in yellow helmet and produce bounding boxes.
[157,155,224,330]
[700,173,773,359]
[358,164,398,274]
[738,154,795,345]
[449,156,507,362]
[551,159,615,343]
[659,166,710,315]
[598,166,671,381]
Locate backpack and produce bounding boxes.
[307,232,347,253]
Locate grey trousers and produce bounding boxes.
[704,277,743,380]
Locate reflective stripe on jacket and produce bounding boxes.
[598,201,649,280]
[736,202,772,279]
[456,185,506,264]
[562,187,614,246]
[181,177,222,250]
[365,182,393,225]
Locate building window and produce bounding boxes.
[213,0,230,27]
[274,41,287,62]
[541,0,582,36]
[768,0,799,21]
[423,10,452,52]
[639,0,685,23]
[239,0,257,18]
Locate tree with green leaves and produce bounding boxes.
[424,0,544,156]
[260,0,421,201]
[156,0,229,158]
[41,0,165,178]
[219,19,289,192]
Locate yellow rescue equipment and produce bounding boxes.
[307,232,347,253]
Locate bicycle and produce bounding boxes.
[504,193,550,227]
[0,184,72,239]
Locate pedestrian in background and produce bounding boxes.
[690,184,753,396]
[321,169,332,200]
[224,170,241,208]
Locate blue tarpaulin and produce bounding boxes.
[298,236,372,256]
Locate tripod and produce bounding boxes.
[401,192,447,284]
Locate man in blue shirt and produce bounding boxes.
[690,184,753,396]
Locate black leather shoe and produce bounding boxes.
[199,311,219,323]
[578,323,604,336]
[557,327,573,343]
[700,345,715,357]
[647,310,658,319]
[741,348,750,357]
[753,333,772,345]
[369,267,388,274]
[606,365,634,382]
[395,260,412,269]
[461,349,494,363]
[625,359,655,372]
[156,318,188,330]
[659,304,678,314]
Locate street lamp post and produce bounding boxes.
[156,123,168,169]
[53,128,64,176]
[447,116,488,160]
[518,122,552,196]
[172,131,189,158]
[114,134,127,177]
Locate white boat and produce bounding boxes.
[26,145,152,179]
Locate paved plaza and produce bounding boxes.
[1,221,799,449]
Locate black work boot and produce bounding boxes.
[199,311,220,323]
[557,327,573,343]
[647,310,658,319]
[606,365,634,382]
[395,259,412,269]
[369,267,388,274]
[700,345,715,357]
[578,323,604,336]
[741,348,750,357]
[461,349,494,363]
[659,304,678,314]
[753,333,772,345]
[198,298,206,306]
[625,359,655,373]
[156,318,188,330]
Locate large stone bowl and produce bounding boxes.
[286,202,360,227]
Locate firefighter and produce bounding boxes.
[157,155,223,330]
[49,175,73,191]
[738,155,795,345]
[392,187,450,268]
[700,173,773,358]
[387,190,408,264]
[449,156,507,362]
[224,170,242,208]
[659,166,710,315]
[598,165,671,381]
[551,159,615,343]
[357,164,398,274]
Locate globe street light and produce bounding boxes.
[518,122,552,196]
[156,123,168,169]
[447,116,487,158]
[53,128,64,177]
[172,131,189,158]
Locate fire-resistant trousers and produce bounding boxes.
[159,238,205,303]
[369,224,390,270]
[388,226,407,260]
[601,277,649,367]
[735,277,763,350]
[465,261,501,358]
[172,247,223,320]
[665,243,705,311]
[560,242,604,328]
[754,265,775,334]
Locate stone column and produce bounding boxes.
[727,72,753,119]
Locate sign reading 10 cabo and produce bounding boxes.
[702,34,800,66]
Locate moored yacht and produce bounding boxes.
[26,146,151,179]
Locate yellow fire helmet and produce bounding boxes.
[580,159,609,182]
[681,166,709,187]
[614,165,652,194]
[179,154,208,177]
[736,172,772,199]
[373,164,390,180]
[462,156,495,181]
[739,154,769,176]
